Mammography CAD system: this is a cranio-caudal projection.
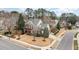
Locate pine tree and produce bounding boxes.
[56,22,60,30]
[17,14,25,33]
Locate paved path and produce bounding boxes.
[56,31,74,50]
[0,38,29,50]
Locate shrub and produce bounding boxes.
[4,32,11,35]
[43,27,49,38]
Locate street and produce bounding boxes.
[0,31,74,50]
[56,31,74,50]
[0,38,29,50]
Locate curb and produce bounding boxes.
[0,35,57,50]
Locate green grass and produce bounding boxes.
[74,40,78,50]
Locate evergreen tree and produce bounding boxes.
[17,14,25,33]
[43,27,49,41]
[56,22,60,30]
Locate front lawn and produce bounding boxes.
[13,34,53,47]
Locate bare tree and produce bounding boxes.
[17,30,22,40]
[32,29,37,41]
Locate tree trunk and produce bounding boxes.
[32,31,36,41]
[32,35,36,41]
[43,37,46,41]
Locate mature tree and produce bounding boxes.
[67,13,77,25]
[33,10,38,18]
[11,11,19,14]
[27,8,57,20]
[17,14,25,33]
[11,26,18,38]
[17,30,22,40]
[25,8,33,19]
[37,8,47,19]
[60,13,77,25]
[49,11,57,19]
[32,30,36,41]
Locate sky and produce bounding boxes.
[0,8,79,16]
[46,8,79,16]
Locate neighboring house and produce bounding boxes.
[59,20,67,28]
[47,19,59,34]
[48,19,58,28]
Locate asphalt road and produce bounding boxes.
[56,31,74,50]
[0,38,30,50]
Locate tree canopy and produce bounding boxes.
[11,11,19,14]
[25,8,57,20]
[60,13,78,25]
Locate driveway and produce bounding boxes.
[56,31,74,50]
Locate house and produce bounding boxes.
[24,21,33,34]
[24,18,51,35]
